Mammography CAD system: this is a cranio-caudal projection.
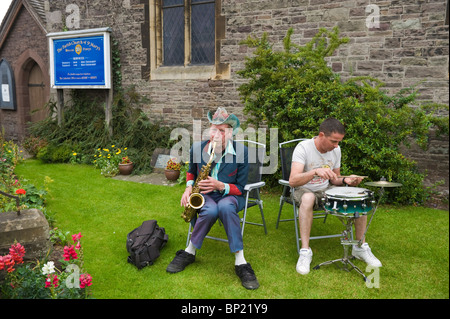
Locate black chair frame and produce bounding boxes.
[275,138,342,254]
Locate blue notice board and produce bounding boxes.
[48,29,111,89]
[53,36,105,86]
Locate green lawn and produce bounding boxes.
[14,160,449,299]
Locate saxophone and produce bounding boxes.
[181,142,217,223]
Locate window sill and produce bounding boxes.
[150,65,216,80]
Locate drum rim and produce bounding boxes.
[325,186,371,199]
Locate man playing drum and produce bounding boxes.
[289,118,382,275]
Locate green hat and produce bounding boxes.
[207,107,240,136]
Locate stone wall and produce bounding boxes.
[0,5,49,141]
[44,0,449,191]
[0,209,51,261]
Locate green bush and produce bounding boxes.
[37,142,76,163]
[22,136,48,157]
[237,27,448,204]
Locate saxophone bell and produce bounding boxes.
[188,193,205,210]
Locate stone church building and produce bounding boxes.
[0,0,448,190]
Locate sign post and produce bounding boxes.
[47,28,113,135]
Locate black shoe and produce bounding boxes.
[235,263,259,290]
[166,250,195,273]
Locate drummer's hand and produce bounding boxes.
[181,186,192,207]
[315,167,338,181]
[345,175,362,186]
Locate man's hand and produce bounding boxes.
[198,176,224,194]
[181,185,192,207]
[344,175,362,186]
[314,167,338,181]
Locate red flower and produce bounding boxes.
[0,255,15,273]
[63,245,78,261]
[15,189,26,195]
[9,243,25,264]
[45,274,59,288]
[72,233,83,242]
[80,273,93,288]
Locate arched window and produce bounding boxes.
[0,59,16,110]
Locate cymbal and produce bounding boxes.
[365,181,402,188]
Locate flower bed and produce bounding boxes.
[0,233,93,299]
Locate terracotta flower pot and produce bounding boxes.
[118,162,133,175]
[164,169,180,181]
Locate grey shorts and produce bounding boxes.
[292,186,336,210]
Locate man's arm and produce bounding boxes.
[289,162,341,188]
[289,162,314,188]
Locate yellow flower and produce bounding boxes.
[73,152,77,156]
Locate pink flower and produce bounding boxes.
[79,273,93,288]
[63,245,78,261]
[72,233,83,242]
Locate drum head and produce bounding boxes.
[325,187,370,198]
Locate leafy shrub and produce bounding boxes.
[28,86,177,174]
[22,136,48,158]
[37,143,70,163]
[237,27,448,204]
[1,135,23,212]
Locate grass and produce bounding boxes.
[14,160,449,299]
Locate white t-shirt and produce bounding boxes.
[291,137,341,192]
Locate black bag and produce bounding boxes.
[126,220,168,269]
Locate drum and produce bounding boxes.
[323,187,374,216]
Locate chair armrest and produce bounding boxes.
[244,181,265,191]
[278,179,290,187]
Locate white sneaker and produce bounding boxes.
[352,243,382,267]
[296,248,313,275]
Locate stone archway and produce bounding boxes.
[14,49,50,139]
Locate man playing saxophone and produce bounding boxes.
[166,107,259,290]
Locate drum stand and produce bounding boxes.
[313,213,369,281]
[313,179,401,282]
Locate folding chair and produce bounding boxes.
[275,139,341,254]
[186,140,267,245]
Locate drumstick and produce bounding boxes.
[337,175,368,179]
[313,175,368,178]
